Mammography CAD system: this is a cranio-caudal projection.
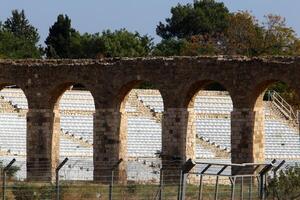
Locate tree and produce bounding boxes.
[0,10,41,58]
[100,29,153,57]
[225,11,264,56]
[3,10,39,45]
[181,34,225,56]
[155,0,230,56]
[45,14,75,58]
[268,165,300,199]
[152,38,187,56]
[69,33,105,58]
[262,14,300,56]
[156,0,230,40]
[155,1,300,57]
[46,15,152,58]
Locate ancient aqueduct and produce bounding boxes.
[0,56,299,182]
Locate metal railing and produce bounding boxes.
[0,157,290,200]
[179,159,286,200]
[268,90,298,125]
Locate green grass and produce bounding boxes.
[1,181,262,200]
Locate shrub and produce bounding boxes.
[0,160,20,179]
[267,164,300,199]
[12,183,39,200]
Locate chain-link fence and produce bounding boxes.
[0,157,287,200]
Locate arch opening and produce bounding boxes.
[187,81,233,166]
[54,83,95,181]
[0,85,28,180]
[254,81,300,162]
[119,81,164,183]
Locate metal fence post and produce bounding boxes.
[259,162,274,200]
[230,177,236,200]
[56,158,68,200]
[197,164,211,200]
[177,169,183,200]
[178,159,196,200]
[2,170,5,200]
[249,176,253,200]
[153,167,164,200]
[214,165,227,200]
[272,160,286,199]
[240,176,244,200]
[159,168,164,200]
[2,158,16,200]
[109,159,123,200]
[273,160,286,179]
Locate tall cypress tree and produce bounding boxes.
[45,14,74,58]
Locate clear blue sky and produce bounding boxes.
[1,0,300,45]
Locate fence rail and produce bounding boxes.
[0,158,288,200]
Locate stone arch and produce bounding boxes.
[251,79,300,111]
[251,79,300,161]
[48,82,97,111]
[116,80,143,112]
[183,80,234,162]
[48,82,96,180]
[115,80,166,112]
[183,79,236,110]
[117,79,165,182]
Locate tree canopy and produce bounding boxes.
[156,0,230,39]
[155,1,300,57]
[45,14,75,58]
[0,3,299,59]
[262,14,300,56]
[45,14,153,58]
[0,10,41,59]
[100,29,153,58]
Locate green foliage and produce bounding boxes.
[181,35,224,55]
[226,13,300,56]
[156,2,300,57]
[0,10,41,58]
[69,33,105,58]
[262,14,300,56]
[268,82,289,94]
[225,11,265,56]
[138,82,156,89]
[45,14,75,58]
[39,184,55,200]
[126,184,137,194]
[100,29,153,57]
[266,82,300,110]
[156,0,230,39]
[45,14,153,58]
[12,183,55,200]
[0,31,41,59]
[153,38,187,56]
[3,10,39,45]
[0,160,20,179]
[12,183,39,200]
[1,6,299,59]
[268,165,300,199]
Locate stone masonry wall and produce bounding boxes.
[0,56,299,182]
